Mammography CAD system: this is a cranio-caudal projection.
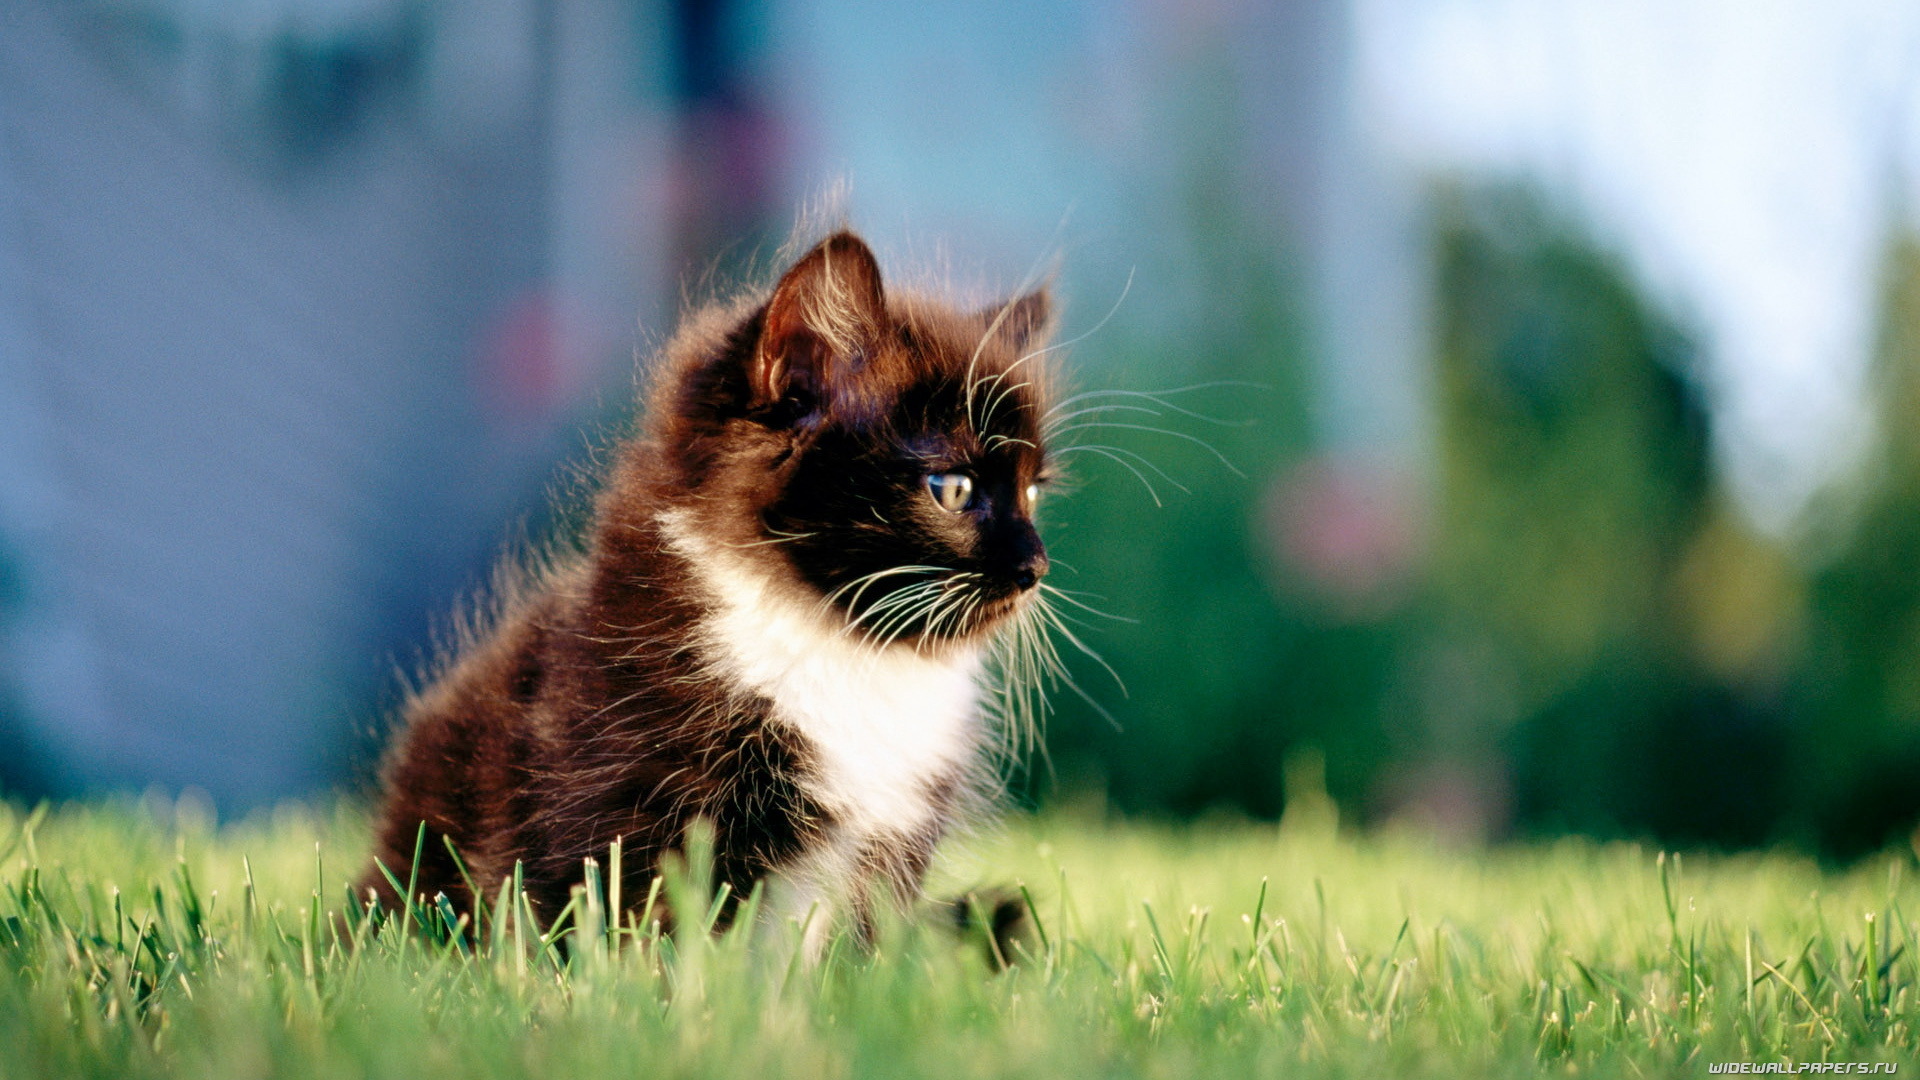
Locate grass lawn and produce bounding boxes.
[0,796,1913,1079]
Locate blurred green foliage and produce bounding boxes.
[1793,237,1920,858]
[1039,183,1920,859]
[1028,127,1400,820]
[1419,189,1782,846]
[0,537,53,798]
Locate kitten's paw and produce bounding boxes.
[942,887,1034,971]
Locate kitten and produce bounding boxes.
[358,231,1057,952]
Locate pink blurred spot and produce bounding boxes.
[478,290,573,428]
[1265,457,1423,620]
[666,103,788,240]
[1378,760,1512,844]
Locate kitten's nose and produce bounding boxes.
[1013,554,1047,591]
[998,516,1047,591]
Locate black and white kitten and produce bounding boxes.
[359,231,1059,951]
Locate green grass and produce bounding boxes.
[0,797,1913,1079]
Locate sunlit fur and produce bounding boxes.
[359,231,1069,947]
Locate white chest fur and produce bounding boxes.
[658,512,984,839]
[705,581,983,834]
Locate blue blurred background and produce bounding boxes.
[5,0,1920,858]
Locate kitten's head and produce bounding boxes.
[656,231,1056,649]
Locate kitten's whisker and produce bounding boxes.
[907,581,971,644]
[1014,611,1051,752]
[820,565,952,615]
[913,583,977,652]
[870,590,945,652]
[1046,422,1245,478]
[971,321,1054,391]
[931,578,982,635]
[1040,403,1164,432]
[976,376,1035,434]
[960,590,989,641]
[861,582,941,628]
[846,576,946,608]
[852,575,969,650]
[1042,606,1118,633]
[851,589,941,634]
[846,580,947,638]
[1028,607,1070,686]
[999,591,1122,740]
[963,235,1064,426]
[1056,440,1189,489]
[1054,661,1122,734]
[1052,444,1185,505]
[967,264,1132,436]
[982,434,1039,451]
[842,604,920,643]
[1032,599,1127,697]
[1009,266,1134,372]
[982,595,1069,763]
[726,530,817,549]
[967,363,1025,405]
[845,597,941,651]
[971,340,1053,426]
[920,592,970,660]
[963,302,1024,427]
[1043,381,1262,422]
[1037,582,1135,623]
[1021,610,1064,753]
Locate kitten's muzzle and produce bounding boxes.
[984,511,1047,595]
[1013,555,1046,592]
[1006,536,1048,593]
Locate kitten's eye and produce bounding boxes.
[926,473,974,512]
[1025,483,1041,507]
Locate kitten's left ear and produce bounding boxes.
[751,231,887,416]
[978,288,1052,351]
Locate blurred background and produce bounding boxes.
[5,0,1920,859]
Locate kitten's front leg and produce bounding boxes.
[858,828,1032,968]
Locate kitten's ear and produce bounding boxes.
[978,288,1052,351]
[751,231,886,413]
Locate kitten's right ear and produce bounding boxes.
[751,232,886,417]
[977,287,1052,351]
